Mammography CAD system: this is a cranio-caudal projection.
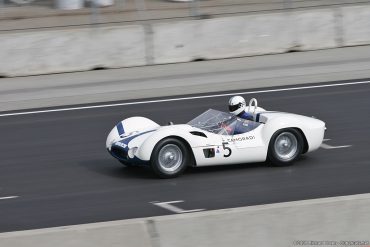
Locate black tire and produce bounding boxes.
[150,138,190,178]
[267,128,304,167]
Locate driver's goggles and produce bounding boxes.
[229,104,240,112]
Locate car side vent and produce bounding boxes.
[190,131,207,138]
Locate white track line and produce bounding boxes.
[0,196,18,200]
[321,139,352,149]
[151,200,205,214]
[1,80,369,118]
[320,143,352,149]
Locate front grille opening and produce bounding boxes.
[111,146,128,160]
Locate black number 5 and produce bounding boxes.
[222,142,232,157]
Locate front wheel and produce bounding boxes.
[150,138,190,178]
[268,128,304,166]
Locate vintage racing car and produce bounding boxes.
[106,99,326,178]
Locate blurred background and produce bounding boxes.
[1,1,370,246]
[0,0,367,31]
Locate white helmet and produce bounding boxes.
[228,96,246,115]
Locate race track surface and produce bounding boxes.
[0,81,369,232]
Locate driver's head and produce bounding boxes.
[228,96,246,115]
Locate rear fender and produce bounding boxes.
[261,114,325,152]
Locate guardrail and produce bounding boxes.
[0,0,368,31]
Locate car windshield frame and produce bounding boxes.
[187,109,261,136]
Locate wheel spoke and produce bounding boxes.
[274,132,298,161]
[158,144,183,173]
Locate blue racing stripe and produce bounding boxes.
[119,129,156,147]
[116,122,125,136]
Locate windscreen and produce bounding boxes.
[188,109,261,135]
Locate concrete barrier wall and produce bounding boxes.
[0,220,152,247]
[342,6,370,46]
[0,194,369,247]
[0,26,146,77]
[152,9,337,64]
[152,13,293,63]
[292,9,337,50]
[1,5,370,76]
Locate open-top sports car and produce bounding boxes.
[106,99,325,178]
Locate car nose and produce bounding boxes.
[106,126,120,150]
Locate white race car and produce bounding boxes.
[106,99,325,178]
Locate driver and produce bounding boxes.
[228,96,253,121]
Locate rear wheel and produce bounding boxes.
[268,128,304,166]
[150,138,189,178]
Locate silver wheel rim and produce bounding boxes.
[274,132,298,161]
[158,144,183,173]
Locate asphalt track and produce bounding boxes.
[0,81,369,233]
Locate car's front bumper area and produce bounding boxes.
[108,144,149,166]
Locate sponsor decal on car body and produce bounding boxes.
[227,136,255,142]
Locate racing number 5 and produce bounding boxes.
[222,142,232,157]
